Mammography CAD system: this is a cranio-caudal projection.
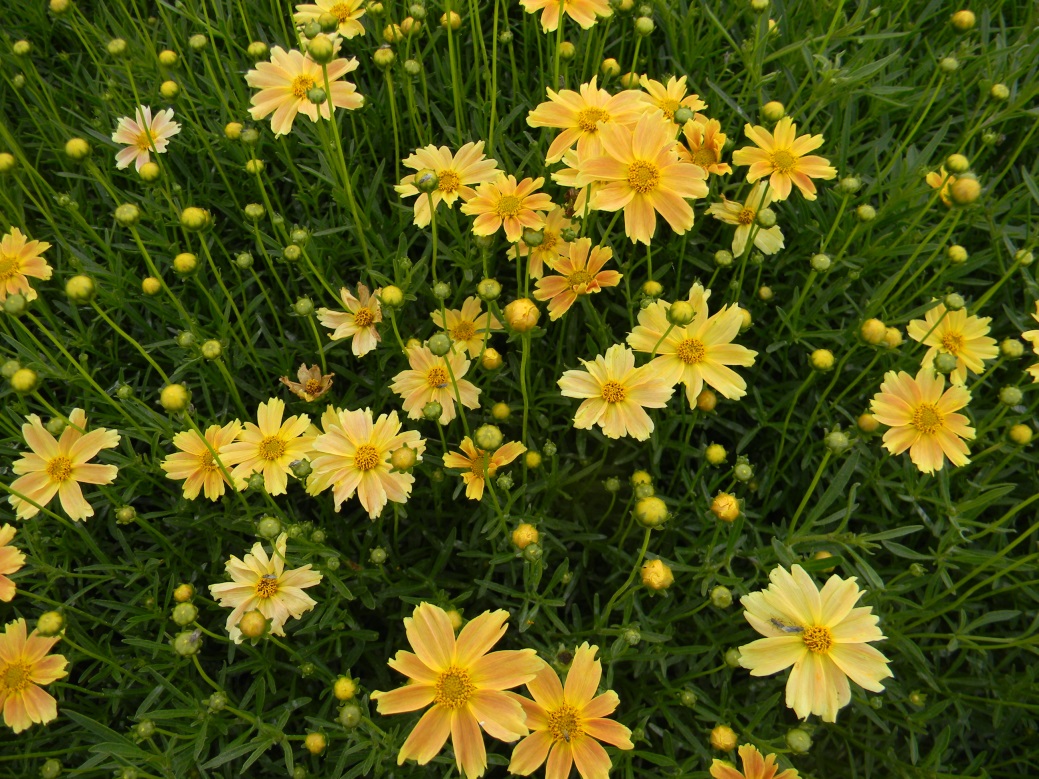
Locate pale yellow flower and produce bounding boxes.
[533,238,622,320]
[443,438,526,500]
[0,619,68,733]
[906,302,997,385]
[507,206,574,279]
[678,114,731,177]
[220,398,315,495]
[293,0,366,39]
[317,283,382,357]
[519,0,612,32]
[390,346,482,425]
[638,75,706,121]
[431,297,503,356]
[707,183,784,256]
[731,117,836,201]
[0,525,26,602]
[1022,301,1039,381]
[160,421,245,501]
[460,175,555,243]
[111,106,181,171]
[710,744,800,779]
[396,142,502,227]
[0,227,52,303]
[280,364,335,402]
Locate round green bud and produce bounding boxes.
[245,159,265,175]
[939,56,959,73]
[724,648,742,668]
[946,153,970,174]
[4,293,27,316]
[200,340,222,360]
[428,332,452,356]
[107,38,128,57]
[422,401,443,421]
[673,107,694,124]
[374,46,396,69]
[380,285,404,308]
[634,483,655,499]
[40,759,63,779]
[114,203,141,226]
[172,630,202,656]
[235,252,254,269]
[946,244,968,264]
[950,177,981,205]
[432,281,452,300]
[667,300,695,326]
[934,353,958,374]
[634,496,668,527]
[824,430,850,454]
[811,253,831,272]
[855,204,876,222]
[404,58,422,76]
[786,728,813,754]
[943,292,965,311]
[604,476,621,493]
[990,83,1010,101]
[714,250,733,267]
[1016,249,1034,267]
[116,384,135,400]
[477,278,502,301]
[247,41,269,59]
[172,602,198,626]
[306,86,327,104]
[338,703,362,728]
[159,383,191,412]
[294,296,314,316]
[679,689,697,707]
[37,611,64,636]
[522,227,545,247]
[241,127,260,145]
[634,15,654,35]
[837,176,861,194]
[10,368,38,394]
[207,692,228,711]
[558,41,576,60]
[999,386,1023,406]
[414,168,438,194]
[283,245,301,262]
[642,280,663,298]
[115,505,137,523]
[0,360,21,379]
[188,34,208,50]
[257,516,281,538]
[173,252,197,275]
[733,462,753,482]
[0,153,16,173]
[762,100,785,121]
[180,206,210,231]
[474,424,504,451]
[710,586,732,608]
[139,162,161,182]
[1001,338,1024,358]
[755,207,776,228]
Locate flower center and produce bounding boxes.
[689,148,717,168]
[496,194,523,218]
[567,269,593,289]
[626,160,660,194]
[576,106,609,133]
[769,149,797,173]
[940,332,964,355]
[426,366,450,388]
[354,307,375,328]
[451,321,476,342]
[353,443,380,471]
[548,703,583,743]
[258,436,287,461]
[434,667,474,709]
[303,379,324,396]
[46,456,73,483]
[737,208,756,225]
[676,338,706,364]
[255,574,279,599]
[539,231,559,252]
[134,130,155,151]
[0,254,18,280]
[601,380,627,403]
[328,2,354,21]
[912,403,944,434]
[658,98,680,119]
[199,450,219,473]
[292,74,316,100]
[802,625,833,654]
[437,169,461,194]
[0,661,31,694]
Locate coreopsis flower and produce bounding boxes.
[507,206,574,279]
[906,302,997,385]
[0,525,26,602]
[678,115,731,177]
[579,112,708,244]
[526,77,646,164]
[111,106,181,172]
[220,398,315,495]
[710,744,800,779]
[550,150,595,218]
[509,643,633,779]
[638,75,706,121]
[869,367,974,474]
[390,346,481,425]
[460,175,555,242]
[0,619,68,733]
[558,344,674,440]
[245,47,363,137]
[1021,302,1039,381]
[431,298,503,357]
[519,0,612,32]
[396,142,502,227]
[707,183,784,256]
[208,533,322,643]
[443,438,526,500]
[925,167,955,206]
[280,364,335,402]
[160,421,245,501]
[293,0,366,38]
[8,409,120,522]
[0,227,52,303]
[371,604,542,778]
[534,237,622,320]
[306,407,425,518]
[317,283,382,357]
[731,116,836,201]
[627,284,757,406]
[738,565,893,723]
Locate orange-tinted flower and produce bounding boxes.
[519,0,612,32]
[293,0,366,39]
[534,238,621,320]
[507,206,574,279]
[389,346,481,425]
[396,142,502,227]
[160,420,245,501]
[280,364,335,402]
[0,227,52,303]
[710,744,800,779]
[639,75,706,121]
[731,116,836,201]
[317,283,382,357]
[443,437,526,500]
[111,106,181,172]
[0,618,68,733]
[461,175,555,242]
[707,183,784,256]
[0,525,26,602]
[678,114,731,177]
[431,297,503,356]
[925,167,955,206]
[219,398,315,495]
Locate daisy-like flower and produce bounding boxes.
[293,0,366,38]
[396,142,502,227]
[0,227,52,303]
[731,116,836,201]
[306,407,425,519]
[627,284,757,406]
[869,367,974,474]
[390,346,482,425]
[1021,302,1039,382]
[245,47,363,137]
[707,183,784,256]
[0,619,68,734]
[220,398,315,496]
[509,643,633,779]
[534,237,622,320]
[519,0,612,32]
[924,167,955,206]
[208,533,322,643]
[507,206,574,279]
[638,75,706,121]
[558,344,674,440]
[551,151,595,218]
[710,744,800,779]
[371,603,543,779]
[906,302,998,385]
[443,437,526,500]
[579,111,708,244]
[111,106,181,172]
[8,409,120,522]
[280,364,335,402]
[160,421,245,501]
[526,78,646,164]
[460,175,555,243]
[738,564,893,723]
[317,283,382,357]
[0,525,26,602]
[431,297,503,356]
[678,114,732,177]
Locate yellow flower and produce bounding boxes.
[710,744,800,779]
[924,167,955,206]
[626,284,757,406]
[507,206,574,279]
[317,283,382,357]
[0,619,68,734]
[306,407,425,518]
[443,437,526,500]
[533,237,622,320]
[1022,301,1039,381]
[245,46,363,137]
[578,111,708,244]
[208,533,322,643]
[509,643,633,779]
[371,604,543,779]
[707,183,784,256]
[906,302,997,385]
[550,151,596,218]
[280,363,335,402]
[431,297,503,356]
[0,525,26,602]
[738,565,893,723]
[111,106,181,172]
[0,227,53,303]
[220,398,315,495]
[396,142,502,227]
[558,344,674,440]
[638,74,706,121]
[526,77,646,164]
[731,116,836,201]
[8,409,120,522]
[519,0,612,32]
[293,0,366,39]
[869,367,974,474]
[678,114,732,177]
[460,174,555,243]
[160,421,245,501]
[390,346,482,425]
